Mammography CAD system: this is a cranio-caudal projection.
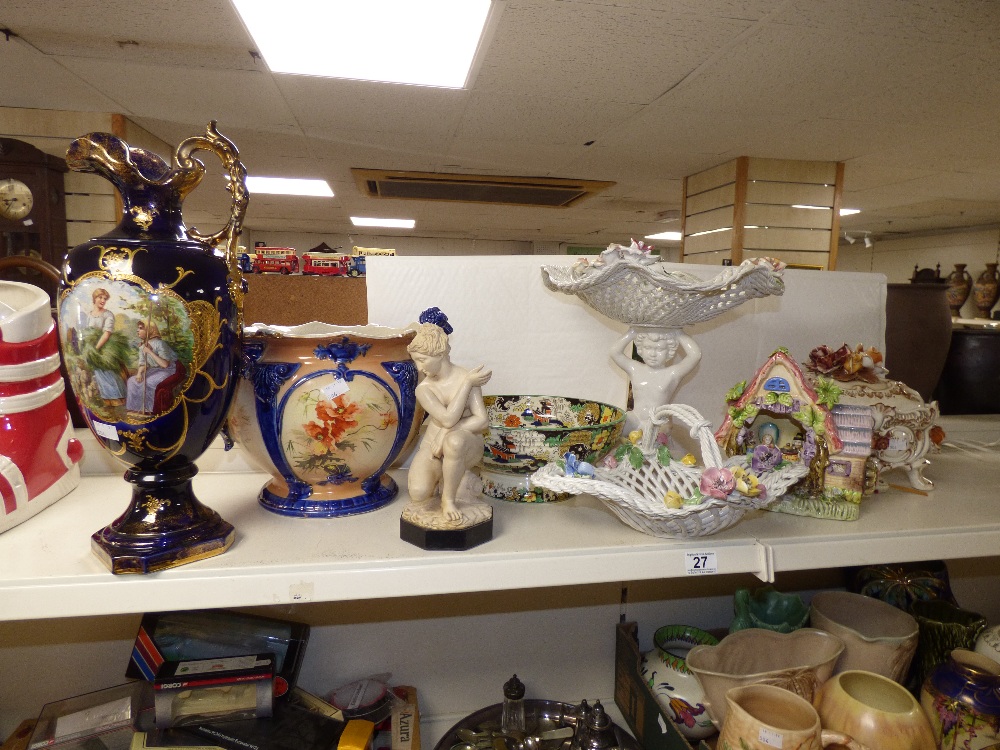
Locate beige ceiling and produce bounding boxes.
[3,0,1000,247]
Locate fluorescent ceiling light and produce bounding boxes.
[790,205,861,216]
[232,0,494,88]
[644,231,682,241]
[351,217,416,229]
[246,176,334,197]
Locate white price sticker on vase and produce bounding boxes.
[758,727,783,748]
[321,379,350,401]
[685,551,718,575]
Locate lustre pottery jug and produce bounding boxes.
[717,683,863,750]
[815,670,936,750]
[0,280,83,533]
[911,600,988,693]
[57,122,248,573]
[947,263,974,316]
[229,321,422,516]
[921,649,1000,750]
[640,624,718,740]
[972,263,1000,319]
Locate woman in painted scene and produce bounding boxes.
[82,287,130,407]
[126,321,179,415]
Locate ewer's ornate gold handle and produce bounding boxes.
[175,122,249,325]
[175,121,249,264]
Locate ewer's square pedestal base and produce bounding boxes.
[91,519,235,575]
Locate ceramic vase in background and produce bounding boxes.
[920,648,1000,750]
[814,670,936,750]
[911,599,988,693]
[884,282,953,401]
[947,263,974,317]
[972,262,1000,319]
[848,559,958,611]
[809,590,918,683]
[57,122,248,574]
[228,321,422,517]
[639,624,718,740]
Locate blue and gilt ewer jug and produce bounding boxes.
[57,122,248,574]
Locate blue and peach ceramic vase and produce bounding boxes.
[57,123,248,574]
[228,321,422,516]
[920,648,1000,749]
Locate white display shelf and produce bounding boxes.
[2,416,997,622]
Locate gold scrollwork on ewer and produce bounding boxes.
[117,428,150,453]
[141,496,172,523]
[130,205,158,231]
[97,245,147,278]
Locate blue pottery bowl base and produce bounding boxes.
[258,473,398,517]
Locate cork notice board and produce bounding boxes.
[242,275,368,326]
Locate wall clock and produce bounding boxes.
[0,177,33,220]
[0,138,68,299]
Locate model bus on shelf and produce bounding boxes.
[301,251,357,276]
[240,246,299,274]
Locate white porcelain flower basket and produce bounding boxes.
[530,403,806,539]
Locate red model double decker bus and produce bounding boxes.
[250,246,299,274]
[301,251,352,276]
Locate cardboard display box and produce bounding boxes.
[243,275,367,327]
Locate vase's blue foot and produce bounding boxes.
[90,462,235,574]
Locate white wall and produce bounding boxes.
[838,229,1000,318]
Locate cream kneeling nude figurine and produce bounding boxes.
[405,323,492,525]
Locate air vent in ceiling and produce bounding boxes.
[352,168,615,208]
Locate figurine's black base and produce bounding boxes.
[91,462,235,575]
[400,515,493,551]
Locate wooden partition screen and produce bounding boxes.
[681,157,845,270]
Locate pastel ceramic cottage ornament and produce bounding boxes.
[0,280,83,533]
[400,314,494,550]
[229,321,422,516]
[540,245,786,434]
[639,625,718,740]
[57,123,247,573]
[716,347,877,521]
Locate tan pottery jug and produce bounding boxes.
[718,683,865,750]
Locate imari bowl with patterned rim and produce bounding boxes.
[480,394,626,503]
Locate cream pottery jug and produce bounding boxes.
[718,683,863,750]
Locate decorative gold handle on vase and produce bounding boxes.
[174,121,249,325]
